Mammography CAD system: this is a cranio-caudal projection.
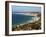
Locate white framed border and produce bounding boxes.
[8,3,44,35]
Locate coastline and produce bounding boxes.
[12,12,41,31]
[12,16,40,28]
[15,12,39,16]
[12,16,41,31]
[17,17,40,26]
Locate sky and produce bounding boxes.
[12,5,41,14]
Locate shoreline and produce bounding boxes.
[19,17,40,26]
[13,13,38,16]
[12,13,41,31]
[12,16,40,28]
[12,17,41,31]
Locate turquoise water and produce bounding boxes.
[12,14,34,26]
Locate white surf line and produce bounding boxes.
[16,17,40,27]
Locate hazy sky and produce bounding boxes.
[12,5,41,13]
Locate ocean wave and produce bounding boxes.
[19,17,40,26]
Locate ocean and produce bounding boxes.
[12,13,35,26]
